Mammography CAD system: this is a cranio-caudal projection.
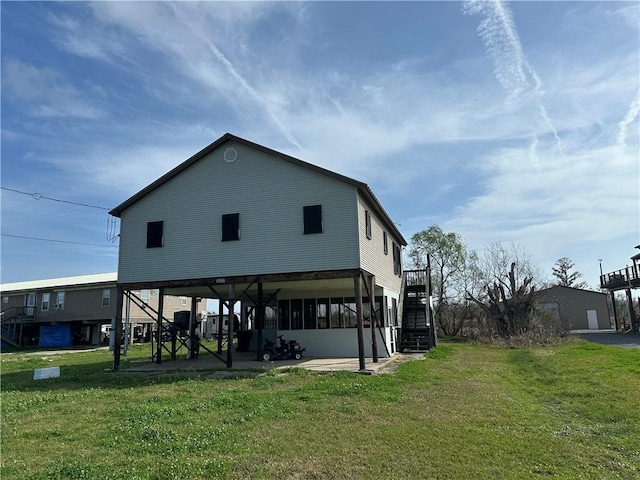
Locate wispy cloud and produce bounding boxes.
[617,90,640,147]
[1,58,104,119]
[463,0,563,159]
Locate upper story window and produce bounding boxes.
[222,213,240,241]
[180,296,188,306]
[365,210,372,239]
[2,296,8,305]
[102,289,111,307]
[383,231,388,255]
[41,293,50,311]
[146,221,164,248]
[392,243,402,277]
[141,289,151,303]
[303,205,323,234]
[55,291,65,310]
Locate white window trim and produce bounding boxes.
[102,289,111,307]
[41,293,51,312]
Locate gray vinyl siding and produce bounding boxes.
[357,193,402,292]
[2,287,116,323]
[118,142,360,284]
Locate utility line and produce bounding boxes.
[1,186,111,210]
[1,233,118,248]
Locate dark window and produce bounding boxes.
[330,298,343,328]
[222,213,240,241]
[278,300,290,330]
[304,299,317,329]
[383,231,388,255]
[392,297,398,326]
[265,305,278,330]
[146,221,164,248]
[392,242,402,276]
[365,210,372,239]
[291,299,303,329]
[317,298,329,329]
[344,297,357,328]
[303,205,323,234]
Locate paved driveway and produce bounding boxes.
[573,331,640,349]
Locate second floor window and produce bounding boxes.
[146,221,164,248]
[383,231,388,255]
[42,293,50,311]
[55,291,65,310]
[222,213,240,241]
[102,289,111,307]
[141,289,151,303]
[180,296,188,305]
[365,210,372,239]
[303,205,323,234]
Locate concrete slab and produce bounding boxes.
[122,350,426,375]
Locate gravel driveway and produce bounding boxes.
[574,331,640,349]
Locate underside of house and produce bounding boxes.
[112,268,436,371]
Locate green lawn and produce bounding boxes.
[1,341,639,479]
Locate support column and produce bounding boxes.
[112,285,124,371]
[610,291,619,331]
[369,274,378,363]
[355,273,366,371]
[217,299,224,354]
[227,283,235,368]
[427,253,437,348]
[189,297,198,360]
[626,288,637,333]
[256,282,264,361]
[156,288,164,364]
[124,292,131,356]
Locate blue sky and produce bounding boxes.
[1,1,638,288]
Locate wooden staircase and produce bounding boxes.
[1,307,35,347]
[399,269,436,352]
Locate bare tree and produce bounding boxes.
[468,262,537,336]
[467,242,542,337]
[552,257,588,288]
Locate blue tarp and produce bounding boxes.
[39,324,72,347]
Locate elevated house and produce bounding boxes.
[600,245,640,332]
[0,273,192,348]
[535,285,610,330]
[109,133,435,370]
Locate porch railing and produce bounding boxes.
[600,265,640,289]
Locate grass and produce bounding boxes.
[1,341,639,479]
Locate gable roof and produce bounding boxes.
[1,273,117,294]
[109,133,407,245]
[536,285,606,296]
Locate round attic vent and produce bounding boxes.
[223,147,238,163]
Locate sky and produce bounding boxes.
[1,0,639,290]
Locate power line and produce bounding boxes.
[1,186,111,211]
[1,233,118,248]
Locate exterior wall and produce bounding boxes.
[276,328,390,358]
[357,193,403,292]
[244,284,400,358]
[125,291,199,323]
[1,286,117,323]
[118,141,360,284]
[536,286,610,329]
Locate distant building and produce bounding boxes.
[1,273,192,347]
[535,285,610,330]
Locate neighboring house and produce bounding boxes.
[109,133,423,368]
[599,245,639,332]
[535,285,611,330]
[0,273,193,348]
